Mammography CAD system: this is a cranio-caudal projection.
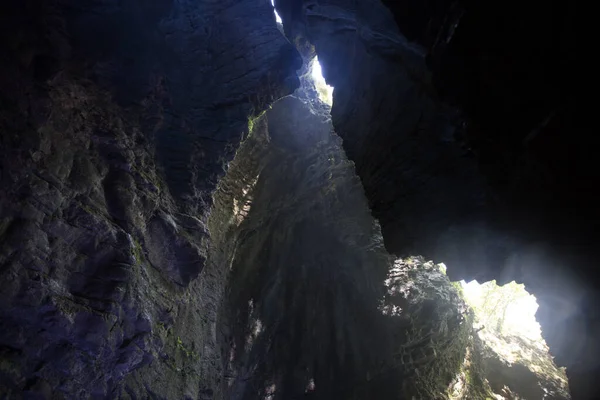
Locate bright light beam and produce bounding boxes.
[460,279,542,340]
[270,0,283,24]
[310,57,334,105]
[312,59,324,81]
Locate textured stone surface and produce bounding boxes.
[218,93,392,400]
[0,0,596,398]
[377,4,597,394]
[276,0,488,269]
[213,95,480,400]
[274,0,597,397]
[381,257,473,399]
[478,331,570,400]
[0,0,300,397]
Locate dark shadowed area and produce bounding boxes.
[0,0,596,399]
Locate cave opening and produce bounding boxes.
[309,56,334,106]
[270,0,334,106]
[459,279,541,340]
[270,0,283,24]
[455,278,570,399]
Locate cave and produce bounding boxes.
[0,0,596,399]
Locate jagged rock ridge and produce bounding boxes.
[0,0,299,397]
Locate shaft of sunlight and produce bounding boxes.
[310,57,334,105]
[311,59,324,81]
[460,279,542,341]
[270,0,283,24]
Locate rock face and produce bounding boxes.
[216,93,392,400]
[275,0,491,280]
[478,332,570,400]
[381,257,474,399]
[0,0,595,398]
[0,0,300,397]
[274,0,597,397]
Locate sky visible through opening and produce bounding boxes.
[269,0,334,106]
[270,0,283,24]
[455,275,570,397]
[269,0,541,355]
[459,278,543,341]
[311,57,334,105]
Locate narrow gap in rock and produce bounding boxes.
[270,0,283,25]
[214,34,387,400]
[310,56,334,106]
[212,18,572,396]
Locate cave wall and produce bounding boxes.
[274,0,598,398]
[220,93,392,400]
[212,92,477,399]
[276,0,494,281]
[0,0,300,397]
[378,5,598,394]
[0,0,596,398]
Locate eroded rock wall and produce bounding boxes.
[273,0,597,397]
[212,95,482,400]
[0,0,300,397]
[275,0,492,280]
[219,94,392,400]
[0,0,595,398]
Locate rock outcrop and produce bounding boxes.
[381,257,474,399]
[0,0,300,397]
[478,331,570,400]
[274,0,597,397]
[216,91,392,399]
